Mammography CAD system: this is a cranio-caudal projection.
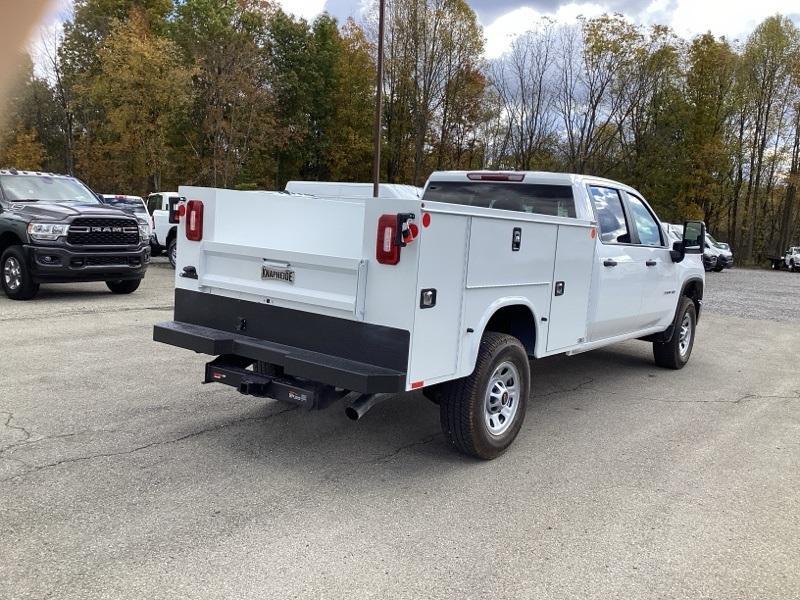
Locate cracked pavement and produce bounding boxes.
[1,260,799,599]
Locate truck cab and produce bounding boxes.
[785,247,800,271]
[154,171,704,459]
[146,192,185,267]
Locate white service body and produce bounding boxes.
[170,172,704,392]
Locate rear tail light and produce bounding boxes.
[185,200,203,241]
[375,213,417,265]
[376,214,400,265]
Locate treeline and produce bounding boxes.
[2,0,800,262]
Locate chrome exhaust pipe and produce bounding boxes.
[345,394,386,421]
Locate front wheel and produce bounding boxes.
[106,279,142,294]
[653,297,696,369]
[790,260,796,273]
[167,239,177,269]
[713,265,724,272]
[439,332,530,460]
[1,246,39,300]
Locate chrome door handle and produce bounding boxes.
[646,260,657,267]
[603,259,618,267]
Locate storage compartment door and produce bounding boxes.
[407,213,468,383]
[546,225,595,352]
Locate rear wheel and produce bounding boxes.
[653,297,696,369]
[1,246,39,300]
[106,279,141,294]
[167,239,177,269]
[439,332,530,460]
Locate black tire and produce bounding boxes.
[150,243,163,257]
[790,260,796,273]
[653,296,696,369]
[439,332,530,460]
[167,239,177,269]
[1,246,39,300]
[422,383,444,405]
[106,279,142,294]
[712,266,724,272]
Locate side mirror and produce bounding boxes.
[670,220,705,262]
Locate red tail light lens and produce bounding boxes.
[376,214,400,265]
[185,200,203,241]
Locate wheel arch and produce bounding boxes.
[462,299,539,378]
[681,277,704,321]
[0,231,23,255]
[166,225,178,245]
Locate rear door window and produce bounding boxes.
[422,182,576,218]
[589,186,630,244]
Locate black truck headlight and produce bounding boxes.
[28,222,70,241]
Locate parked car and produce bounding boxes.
[154,170,705,460]
[705,232,733,271]
[0,169,150,300]
[146,191,185,268]
[785,246,800,271]
[101,194,151,239]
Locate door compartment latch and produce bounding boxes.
[512,227,522,251]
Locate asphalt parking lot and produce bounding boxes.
[1,262,798,599]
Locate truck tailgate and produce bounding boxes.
[178,187,368,319]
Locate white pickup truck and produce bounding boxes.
[146,191,186,267]
[154,171,705,459]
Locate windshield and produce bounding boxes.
[103,196,144,210]
[0,175,100,204]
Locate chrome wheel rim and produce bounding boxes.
[678,312,693,357]
[3,257,21,291]
[484,361,520,436]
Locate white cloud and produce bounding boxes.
[484,3,606,59]
[484,0,800,58]
[278,0,328,21]
[664,0,797,41]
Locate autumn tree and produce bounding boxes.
[327,19,375,181]
[738,16,800,260]
[172,0,274,189]
[78,8,191,193]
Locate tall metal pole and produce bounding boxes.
[371,0,386,198]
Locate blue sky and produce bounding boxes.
[34,0,800,62]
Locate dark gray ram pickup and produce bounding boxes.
[0,169,150,300]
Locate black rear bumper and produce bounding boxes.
[153,289,410,394]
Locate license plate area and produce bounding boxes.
[261,263,295,284]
